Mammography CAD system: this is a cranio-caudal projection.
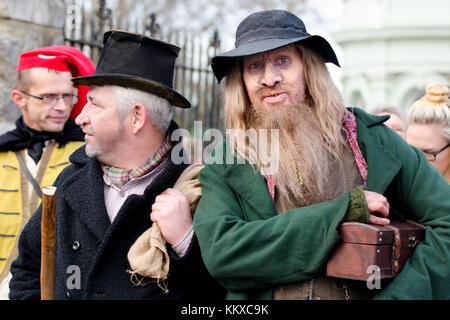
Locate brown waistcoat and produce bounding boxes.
[273,143,377,300]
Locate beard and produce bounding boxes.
[246,100,341,209]
[83,121,126,164]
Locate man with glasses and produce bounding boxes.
[0,46,95,298]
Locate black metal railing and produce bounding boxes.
[63,0,222,133]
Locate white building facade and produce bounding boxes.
[333,0,450,114]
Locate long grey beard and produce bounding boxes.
[247,102,337,209]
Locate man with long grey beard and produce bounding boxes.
[193,10,450,300]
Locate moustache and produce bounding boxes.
[81,126,93,136]
[255,83,286,96]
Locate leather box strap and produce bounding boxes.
[384,224,401,274]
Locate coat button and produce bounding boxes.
[72,241,80,251]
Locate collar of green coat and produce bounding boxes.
[221,161,277,220]
[208,107,401,217]
[350,107,402,193]
[206,140,277,220]
[348,106,390,127]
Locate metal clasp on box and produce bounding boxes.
[408,236,420,248]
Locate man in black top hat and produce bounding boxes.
[9,30,224,300]
[193,10,450,300]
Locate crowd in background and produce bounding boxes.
[372,83,450,184]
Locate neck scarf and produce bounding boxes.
[0,116,84,164]
[101,134,172,189]
[341,110,368,187]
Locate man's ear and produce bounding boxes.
[11,90,27,111]
[130,103,147,135]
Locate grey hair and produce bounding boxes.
[112,86,174,134]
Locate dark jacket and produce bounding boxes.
[193,107,450,300]
[9,138,224,300]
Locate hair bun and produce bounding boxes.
[424,84,449,104]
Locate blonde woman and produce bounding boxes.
[406,84,450,183]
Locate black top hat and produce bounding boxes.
[72,30,190,108]
[211,10,340,83]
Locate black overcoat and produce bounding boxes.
[9,138,224,300]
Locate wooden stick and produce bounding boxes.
[40,186,57,300]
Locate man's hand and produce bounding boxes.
[150,188,192,246]
[364,190,390,225]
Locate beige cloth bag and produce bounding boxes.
[127,163,204,290]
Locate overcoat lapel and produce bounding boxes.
[107,158,187,234]
[222,163,276,220]
[354,110,402,194]
[61,156,111,243]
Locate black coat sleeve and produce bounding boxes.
[167,233,226,300]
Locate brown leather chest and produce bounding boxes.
[326,221,425,281]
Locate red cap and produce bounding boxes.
[17,45,96,120]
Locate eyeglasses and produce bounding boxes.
[21,91,78,106]
[422,143,450,161]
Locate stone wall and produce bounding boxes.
[0,0,65,133]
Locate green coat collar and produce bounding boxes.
[349,107,390,127]
[221,162,276,220]
[351,107,402,193]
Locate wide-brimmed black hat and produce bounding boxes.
[72,30,190,108]
[211,10,340,83]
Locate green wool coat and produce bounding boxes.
[193,107,450,300]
